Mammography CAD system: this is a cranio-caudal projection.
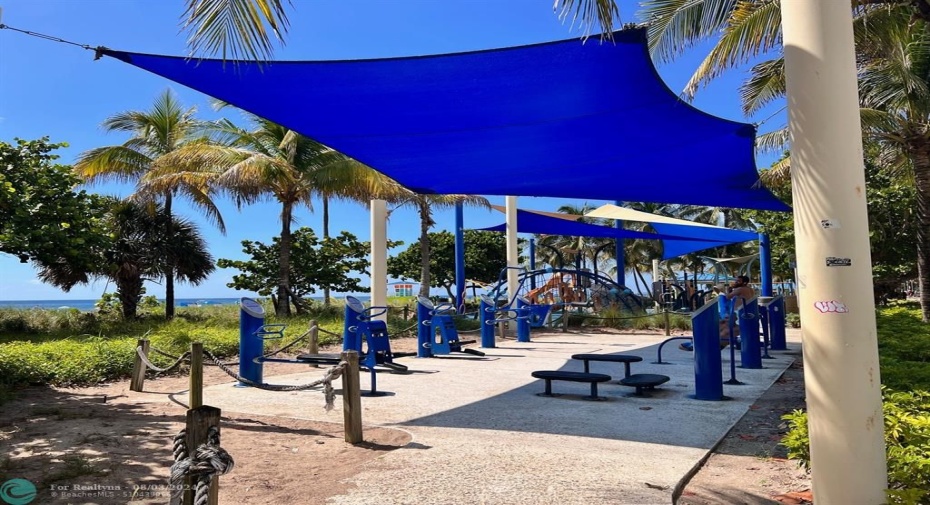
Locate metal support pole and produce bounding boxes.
[370,199,388,322]
[781,1,887,501]
[505,196,520,302]
[454,202,466,313]
[615,200,625,286]
[760,232,773,296]
[529,238,536,290]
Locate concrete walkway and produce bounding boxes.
[203,329,802,505]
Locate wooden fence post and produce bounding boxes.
[183,406,221,505]
[189,343,203,409]
[130,339,149,392]
[341,351,363,443]
[308,319,319,355]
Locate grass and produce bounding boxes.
[0,298,446,391]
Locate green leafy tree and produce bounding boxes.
[0,138,109,272]
[218,227,384,313]
[390,195,491,298]
[38,200,215,319]
[387,230,512,300]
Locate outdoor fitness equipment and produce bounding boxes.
[416,297,485,358]
[478,294,529,348]
[238,297,288,386]
[341,296,410,395]
[236,297,388,393]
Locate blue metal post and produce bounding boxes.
[238,297,265,386]
[738,298,763,369]
[515,296,531,342]
[769,295,788,350]
[343,296,365,352]
[479,295,496,348]
[416,297,434,358]
[691,300,724,400]
[759,232,773,296]
[719,296,742,384]
[454,202,466,314]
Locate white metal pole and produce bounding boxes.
[781,2,887,503]
[370,199,388,322]
[652,259,661,311]
[505,196,520,301]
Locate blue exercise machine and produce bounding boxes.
[236,296,408,396]
[341,296,411,396]
[416,297,485,358]
[478,294,530,348]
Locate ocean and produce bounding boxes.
[0,295,373,312]
[0,298,243,312]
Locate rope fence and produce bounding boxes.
[170,423,234,505]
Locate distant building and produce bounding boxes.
[389,282,416,297]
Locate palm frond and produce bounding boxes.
[552,0,621,37]
[754,127,789,155]
[758,156,791,187]
[641,0,738,63]
[182,0,292,61]
[740,57,784,116]
[75,146,153,184]
[682,0,781,99]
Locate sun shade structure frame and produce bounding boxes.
[97,28,789,212]
[477,208,752,260]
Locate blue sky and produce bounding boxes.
[0,0,783,301]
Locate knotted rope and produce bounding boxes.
[136,347,191,374]
[202,350,347,410]
[170,427,234,505]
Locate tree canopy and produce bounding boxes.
[387,230,512,299]
[0,138,109,272]
[218,228,381,312]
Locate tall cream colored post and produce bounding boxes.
[505,196,520,300]
[652,259,661,311]
[781,2,887,503]
[370,199,388,322]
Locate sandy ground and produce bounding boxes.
[0,330,811,505]
[679,356,812,504]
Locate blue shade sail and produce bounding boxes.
[476,210,751,259]
[99,28,788,211]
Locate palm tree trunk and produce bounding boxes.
[635,266,653,299]
[164,192,176,320]
[418,201,431,298]
[322,196,331,307]
[277,202,293,316]
[912,145,930,322]
[118,274,144,320]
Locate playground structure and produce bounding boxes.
[487,267,647,330]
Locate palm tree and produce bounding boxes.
[163,114,404,315]
[75,90,225,320]
[640,0,930,320]
[390,194,491,298]
[38,200,214,319]
[179,0,621,61]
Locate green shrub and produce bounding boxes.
[0,301,424,386]
[782,390,930,504]
[780,306,930,504]
[785,313,801,328]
